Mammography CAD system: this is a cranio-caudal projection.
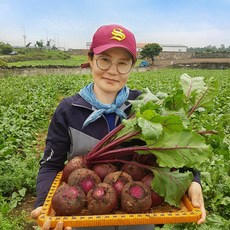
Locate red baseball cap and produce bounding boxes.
[90,24,137,61]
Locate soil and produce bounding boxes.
[150,57,230,69]
[12,194,37,229]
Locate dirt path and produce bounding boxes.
[153,57,230,68]
[12,194,37,229]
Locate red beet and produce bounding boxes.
[62,156,86,182]
[51,183,86,215]
[141,173,164,207]
[103,171,133,197]
[92,163,118,180]
[121,181,152,213]
[170,167,177,172]
[121,161,148,181]
[87,183,118,214]
[68,168,101,194]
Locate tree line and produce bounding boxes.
[0,40,57,55]
[1,41,230,56]
[187,44,230,53]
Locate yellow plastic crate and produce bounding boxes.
[37,171,202,228]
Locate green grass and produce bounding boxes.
[7,55,88,67]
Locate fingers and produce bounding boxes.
[41,220,62,230]
[188,182,202,206]
[191,194,201,208]
[193,196,206,224]
[31,206,43,219]
[64,227,72,230]
[55,221,64,230]
[31,206,72,230]
[54,222,72,230]
[41,220,72,230]
[39,219,51,230]
[188,182,206,224]
[197,205,206,224]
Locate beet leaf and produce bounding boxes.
[137,130,212,168]
[151,168,194,207]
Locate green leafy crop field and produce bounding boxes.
[0,68,229,229]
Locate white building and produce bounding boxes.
[161,44,187,52]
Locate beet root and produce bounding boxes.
[51,183,86,215]
[92,163,118,181]
[141,173,164,207]
[121,181,152,213]
[103,171,133,197]
[62,156,86,182]
[121,161,148,181]
[68,168,101,194]
[87,183,118,214]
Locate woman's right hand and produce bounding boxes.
[31,206,72,230]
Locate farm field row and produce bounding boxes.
[0,68,229,229]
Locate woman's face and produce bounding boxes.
[89,47,133,97]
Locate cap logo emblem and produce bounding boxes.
[111,28,126,41]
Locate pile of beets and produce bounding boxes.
[52,155,165,216]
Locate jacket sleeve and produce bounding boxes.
[180,167,201,185]
[35,99,71,208]
[191,169,201,185]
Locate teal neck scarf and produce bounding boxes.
[79,83,129,128]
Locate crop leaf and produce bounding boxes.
[180,73,206,99]
[137,117,162,140]
[129,88,159,112]
[152,168,194,207]
[179,74,218,117]
[164,90,186,111]
[196,77,219,109]
[161,107,189,128]
[137,130,212,168]
[150,114,186,133]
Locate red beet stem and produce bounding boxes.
[87,123,125,158]
[187,87,208,118]
[86,130,141,161]
[93,149,136,161]
[197,130,218,135]
[90,146,149,162]
[90,159,152,170]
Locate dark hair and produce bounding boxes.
[88,50,94,60]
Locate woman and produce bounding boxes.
[31,24,206,230]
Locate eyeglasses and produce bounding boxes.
[95,56,133,74]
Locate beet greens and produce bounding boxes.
[83,74,217,207]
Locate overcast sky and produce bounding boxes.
[0,0,230,49]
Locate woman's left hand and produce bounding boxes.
[188,182,206,224]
